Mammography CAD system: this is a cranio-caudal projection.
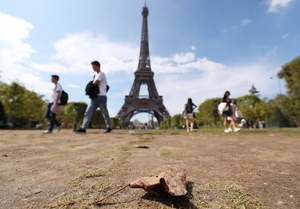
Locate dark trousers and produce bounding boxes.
[45,103,61,132]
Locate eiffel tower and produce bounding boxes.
[117,5,171,124]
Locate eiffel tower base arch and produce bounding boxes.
[117,96,170,124]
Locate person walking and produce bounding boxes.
[43,75,62,134]
[221,91,240,133]
[228,99,243,131]
[74,61,112,134]
[184,98,197,132]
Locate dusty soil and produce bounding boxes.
[0,128,299,209]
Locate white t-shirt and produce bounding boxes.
[50,83,62,103]
[94,71,107,96]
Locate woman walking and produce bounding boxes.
[184,98,197,132]
[221,91,240,133]
[228,99,243,131]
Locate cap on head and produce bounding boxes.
[51,75,59,81]
[91,60,100,66]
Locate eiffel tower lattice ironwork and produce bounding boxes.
[117,5,171,124]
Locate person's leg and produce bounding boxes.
[190,118,194,131]
[81,99,98,130]
[98,96,112,128]
[48,112,56,132]
[230,117,240,132]
[230,117,237,129]
[50,108,61,131]
[45,103,51,121]
[48,106,61,132]
[186,117,189,132]
[223,117,227,129]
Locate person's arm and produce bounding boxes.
[54,89,61,105]
[93,73,102,85]
[93,79,100,85]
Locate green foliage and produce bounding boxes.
[61,102,87,126]
[278,55,300,125]
[268,106,289,127]
[160,90,296,128]
[160,118,172,129]
[0,101,7,124]
[171,114,185,127]
[236,94,261,122]
[197,98,221,127]
[249,84,260,95]
[90,110,105,128]
[0,81,46,128]
[110,117,119,128]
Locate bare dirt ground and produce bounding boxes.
[0,128,300,209]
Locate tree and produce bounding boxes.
[249,84,260,95]
[236,94,261,122]
[62,102,88,127]
[278,55,300,126]
[197,98,221,127]
[0,81,46,128]
[111,117,120,128]
[90,110,105,128]
[0,101,7,125]
[252,98,274,127]
[171,114,184,128]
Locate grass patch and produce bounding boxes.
[116,146,133,151]
[56,195,76,207]
[82,169,104,178]
[157,150,186,156]
[69,143,85,148]
[190,183,264,209]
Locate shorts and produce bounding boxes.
[186,113,194,120]
[222,109,232,117]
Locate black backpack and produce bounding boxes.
[60,90,68,105]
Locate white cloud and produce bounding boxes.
[191,46,196,51]
[53,31,139,74]
[0,13,35,64]
[267,0,294,12]
[171,52,196,64]
[68,84,80,88]
[30,63,70,73]
[155,61,279,115]
[221,28,228,33]
[242,18,252,25]
[19,74,53,96]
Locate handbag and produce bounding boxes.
[51,104,64,115]
[181,106,187,118]
[235,109,243,119]
[218,102,228,114]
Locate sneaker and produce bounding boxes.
[234,128,241,132]
[73,128,86,134]
[57,125,62,132]
[43,130,52,134]
[104,127,112,133]
[228,127,233,132]
[224,129,230,133]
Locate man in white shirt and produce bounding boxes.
[74,61,112,134]
[43,75,62,134]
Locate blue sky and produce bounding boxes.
[1,0,299,122]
